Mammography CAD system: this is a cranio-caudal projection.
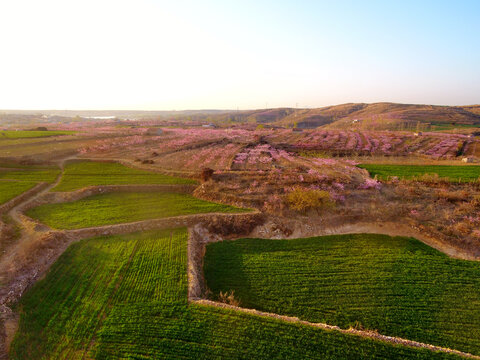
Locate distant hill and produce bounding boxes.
[185,102,480,131]
[2,103,480,131]
[271,103,480,130]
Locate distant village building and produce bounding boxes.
[202,123,217,128]
[462,157,475,163]
[292,128,303,132]
[414,132,423,137]
[352,119,359,124]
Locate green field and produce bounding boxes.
[358,164,480,182]
[0,168,60,183]
[0,181,37,205]
[10,229,460,359]
[53,161,197,191]
[0,130,75,139]
[204,234,480,356]
[26,192,246,229]
[0,166,60,205]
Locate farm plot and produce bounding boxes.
[359,164,480,182]
[26,192,247,229]
[204,234,480,356]
[53,161,196,191]
[0,181,37,205]
[11,230,460,360]
[0,167,60,183]
[0,166,60,205]
[0,130,75,139]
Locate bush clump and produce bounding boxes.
[285,187,334,212]
[200,167,215,182]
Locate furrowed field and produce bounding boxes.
[10,230,461,360]
[204,234,480,356]
[26,192,247,229]
[53,161,196,191]
[359,164,480,182]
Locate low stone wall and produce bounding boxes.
[188,225,223,300]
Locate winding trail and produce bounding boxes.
[1,156,480,359]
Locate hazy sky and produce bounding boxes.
[1,0,479,110]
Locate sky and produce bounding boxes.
[0,0,479,110]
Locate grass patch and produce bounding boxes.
[0,181,37,205]
[204,234,480,356]
[0,130,75,139]
[53,161,197,191]
[10,230,459,359]
[26,192,247,229]
[358,164,480,182]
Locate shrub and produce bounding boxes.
[358,178,382,190]
[218,290,240,306]
[285,187,334,212]
[419,173,441,184]
[200,167,215,182]
[263,194,286,213]
[435,189,469,202]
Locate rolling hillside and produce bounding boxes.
[272,103,480,130]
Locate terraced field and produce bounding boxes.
[0,182,37,205]
[0,167,60,183]
[0,166,60,205]
[0,130,75,138]
[26,192,246,229]
[53,161,197,191]
[10,230,461,359]
[204,234,480,356]
[359,164,480,182]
